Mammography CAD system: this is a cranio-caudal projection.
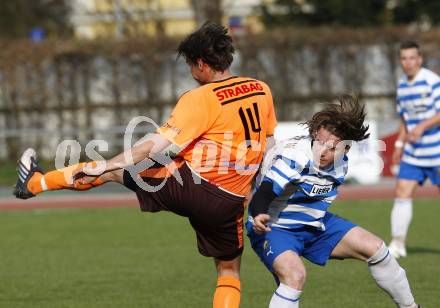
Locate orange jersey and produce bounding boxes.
[158,76,277,196]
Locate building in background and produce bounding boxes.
[70,0,269,39]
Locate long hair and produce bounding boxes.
[177,21,234,72]
[304,94,370,142]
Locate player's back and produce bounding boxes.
[159,76,277,196]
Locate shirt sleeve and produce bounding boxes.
[157,89,220,149]
[249,181,278,217]
[262,147,308,196]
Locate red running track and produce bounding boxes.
[0,184,438,211]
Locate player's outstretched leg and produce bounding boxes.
[332,226,419,308]
[13,148,44,199]
[13,148,105,199]
[367,243,420,308]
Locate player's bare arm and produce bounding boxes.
[408,113,440,142]
[392,119,408,165]
[74,133,173,183]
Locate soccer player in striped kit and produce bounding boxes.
[246,95,420,308]
[389,41,440,259]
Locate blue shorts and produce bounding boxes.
[246,212,356,272]
[398,161,440,185]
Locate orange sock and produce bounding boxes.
[213,276,241,308]
[27,162,104,195]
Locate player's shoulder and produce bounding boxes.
[420,68,440,85]
[251,78,273,95]
[260,136,310,178]
[275,136,311,163]
[185,83,213,96]
[253,78,269,88]
[208,76,268,89]
[281,135,311,149]
[178,83,217,106]
[397,77,407,88]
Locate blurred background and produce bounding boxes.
[1,0,440,184]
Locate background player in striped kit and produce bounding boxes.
[246,95,420,308]
[389,41,440,258]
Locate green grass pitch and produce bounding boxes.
[0,199,439,307]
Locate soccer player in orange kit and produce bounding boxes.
[14,22,277,308]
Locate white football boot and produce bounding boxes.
[388,239,407,259]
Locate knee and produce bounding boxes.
[394,182,414,199]
[367,240,387,263]
[372,239,385,256]
[395,188,409,199]
[276,265,306,290]
[286,268,306,290]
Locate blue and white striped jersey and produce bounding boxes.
[397,67,440,167]
[249,136,348,231]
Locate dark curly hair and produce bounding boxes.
[177,21,234,72]
[304,94,370,142]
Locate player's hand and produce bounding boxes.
[408,124,425,143]
[72,162,104,185]
[253,214,272,234]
